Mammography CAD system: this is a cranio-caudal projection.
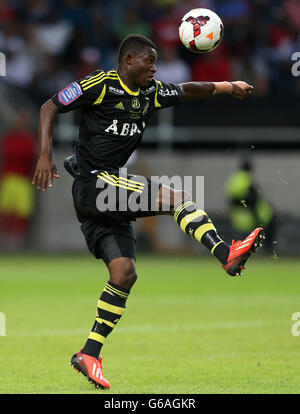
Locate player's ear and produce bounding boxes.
[125,54,134,68]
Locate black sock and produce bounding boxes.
[174,201,230,264]
[82,281,130,358]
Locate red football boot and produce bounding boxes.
[222,227,264,276]
[70,349,110,389]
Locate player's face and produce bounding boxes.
[130,47,157,88]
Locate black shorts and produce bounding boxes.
[72,171,161,264]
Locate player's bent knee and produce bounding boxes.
[158,186,192,214]
[120,263,137,286]
[172,190,192,209]
[107,257,137,290]
[111,269,137,290]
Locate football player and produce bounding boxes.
[32,34,264,389]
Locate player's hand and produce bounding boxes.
[230,81,253,99]
[32,155,60,191]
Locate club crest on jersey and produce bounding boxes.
[58,82,82,105]
[131,98,140,109]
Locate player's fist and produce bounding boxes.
[32,155,60,191]
[230,81,253,99]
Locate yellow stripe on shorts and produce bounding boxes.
[97,173,144,193]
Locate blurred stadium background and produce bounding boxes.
[0,0,299,256]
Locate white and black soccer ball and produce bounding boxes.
[179,8,224,53]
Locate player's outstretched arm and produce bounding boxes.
[179,81,253,102]
[32,99,60,192]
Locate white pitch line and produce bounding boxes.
[10,320,287,338]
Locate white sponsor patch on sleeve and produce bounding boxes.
[58,82,83,105]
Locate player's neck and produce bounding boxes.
[117,68,139,92]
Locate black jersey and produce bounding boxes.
[52,69,182,175]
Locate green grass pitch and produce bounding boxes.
[1,253,300,394]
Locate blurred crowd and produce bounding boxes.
[0,0,299,103]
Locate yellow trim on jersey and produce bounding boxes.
[116,72,140,96]
[82,69,141,95]
[82,75,118,91]
[154,80,162,108]
[93,84,106,105]
[88,331,105,343]
[80,71,105,87]
[81,73,106,90]
[179,209,207,233]
[194,223,216,243]
[97,300,125,316]
[96,317,116,329]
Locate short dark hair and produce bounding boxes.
[118,34,156,63]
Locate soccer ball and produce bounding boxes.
[179,8,224,53]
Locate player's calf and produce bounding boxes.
[173,200,230,265]
[81,276,131,365]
